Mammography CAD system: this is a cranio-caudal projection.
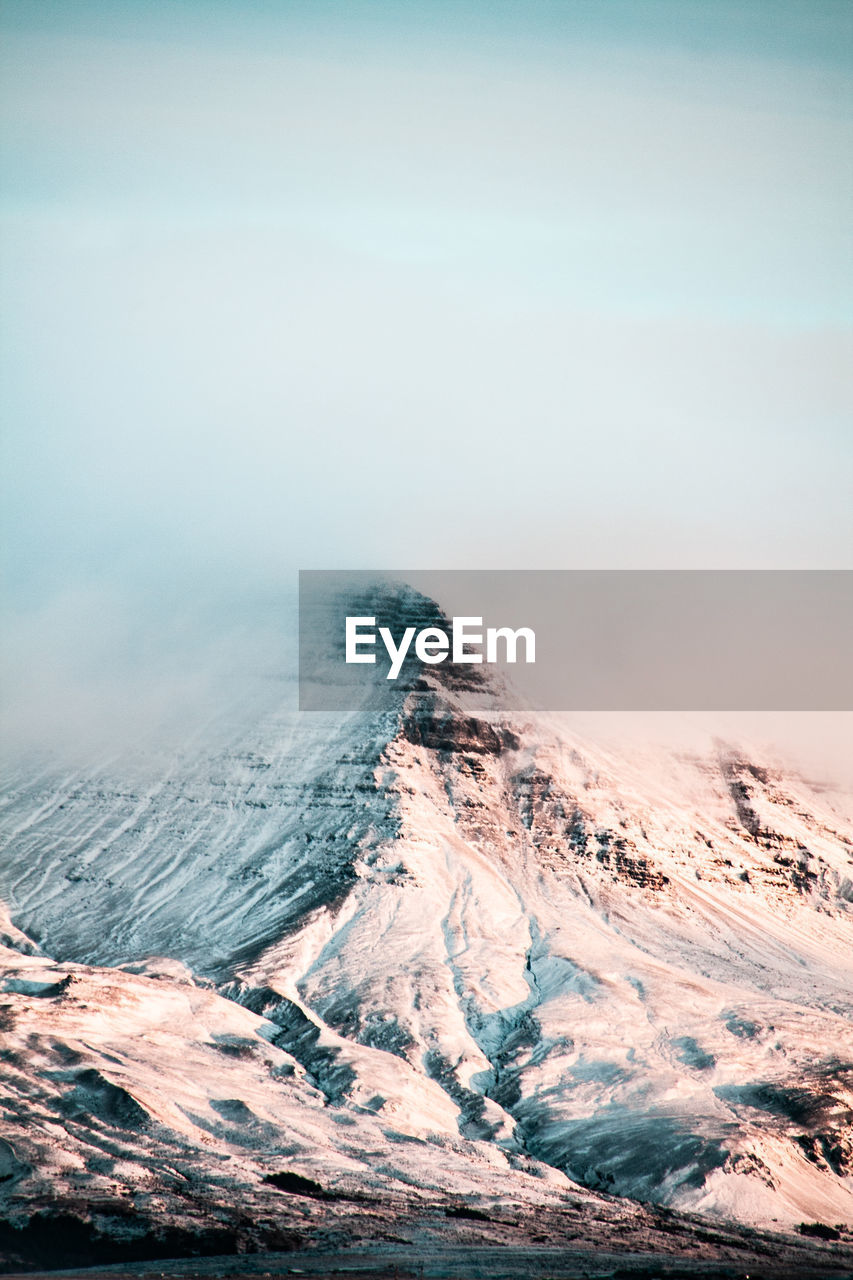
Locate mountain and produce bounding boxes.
[1,604,852,1275]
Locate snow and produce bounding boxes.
[1,670,852,1244]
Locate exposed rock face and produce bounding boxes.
[1,606,853,1271]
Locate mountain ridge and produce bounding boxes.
[1,635,852,1270]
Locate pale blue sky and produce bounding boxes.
[1,1,851,736]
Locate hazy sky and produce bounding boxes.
[1,1,851,741]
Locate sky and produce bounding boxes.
[0,0,851,747]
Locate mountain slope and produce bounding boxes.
[238,686,853,1227]
[4,915,851,1277]
[2,643,853,1268]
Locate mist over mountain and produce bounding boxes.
[1,593,852,1275]
[3,0,851,1270]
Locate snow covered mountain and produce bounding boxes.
[1,595,852,1273]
